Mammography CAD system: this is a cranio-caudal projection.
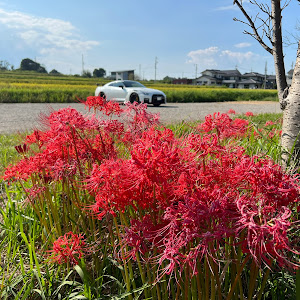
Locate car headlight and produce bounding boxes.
[140,91,150,95]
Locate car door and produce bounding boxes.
[105,82,127,101]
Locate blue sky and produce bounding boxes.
[0,0,299,79]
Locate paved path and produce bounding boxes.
[0,101,281,134]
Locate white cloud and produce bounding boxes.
[187,47,219,67]
[221,50,256,63]
[0,8,100,73]
[215,1,250,11]
[187,46,261,72]
[234,42,252,48]
[215,5,238,11]
[0,9,75,36]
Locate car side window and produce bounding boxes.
[109,82,124,87]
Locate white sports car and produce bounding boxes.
[95,80,167,107]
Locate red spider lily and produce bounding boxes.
[236,203,299,269]
[265,120,275,126]
[83,95,107,111]
[198,112,250,139]
[116,218,155,261]
[123,102,160,136]
[245,111,254,117]
[86,159,140,217]
[118,140,300,278]
[86,127,192,218]
[82,96,124,116]
[4,108,120,182]
[48,232,86,265]
[15,143,28,154]
[227,109,236,114]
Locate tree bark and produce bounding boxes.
[281,41,300,167]
[271,0,288,104]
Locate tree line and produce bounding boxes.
[0,58,107,78]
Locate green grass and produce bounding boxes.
[0,134,24,174]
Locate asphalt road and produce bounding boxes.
[0,101,281,134]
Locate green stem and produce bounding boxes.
[257,268,270,300]
[248,260,259,300]
[205,257,210,300]
[226,255,250,300]
[113,217,133,300]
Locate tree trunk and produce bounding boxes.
[271,0,288,103]
[281,41,300,167]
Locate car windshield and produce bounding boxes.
[123,81,145,88]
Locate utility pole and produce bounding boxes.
[154,57,158,82]
[195,64,198,79]
[82,54,84,75]
[139,64,141,80]
[264,61,267,89]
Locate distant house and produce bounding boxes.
[110,70,135,80]
[196,69,242,88]
[196,69,279,89]
[172,78,193,85]
[266,75,277,89]
[238,72,264,89]
[287,69,294,86]
[196,75,219,86]
[237,78,263,89]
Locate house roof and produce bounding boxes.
[238,78,261,84]
[111,70,135,73]
[219,70,241,76]
[243,72,264,77]
[196,75,218,81]
[267,75,276,80]
[202,69,241,76]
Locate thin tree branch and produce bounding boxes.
[233,0,273,54]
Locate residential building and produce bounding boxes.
[195,69,279,89]
[287,69,294,86]
[110,70,135,80]
[196,69,242,88]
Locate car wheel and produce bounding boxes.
[153,102,161,107]
[100,92,106,100]
[129,93,140,103]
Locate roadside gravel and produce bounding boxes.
[0,101,281,134]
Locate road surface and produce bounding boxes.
[0,101,281,134]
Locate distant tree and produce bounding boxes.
[93,68,106,78]
[162,76,175,84]
[128,73,135,80]
[49,69,61,76]
[134,74,141,81]
[0,60,12,71]
[82,70,92,78]
[20,58,47,73]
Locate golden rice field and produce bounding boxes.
[0,71,278,103]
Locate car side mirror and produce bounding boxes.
[119,85,124,89]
